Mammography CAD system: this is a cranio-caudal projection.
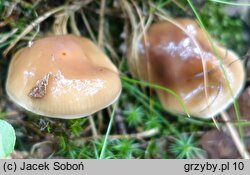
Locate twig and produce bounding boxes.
[62,13,69,35]
[30,141,53,156]
[5,0,20,17]
[53,12,66,35]
[88,115,98,137]
[221,111,250,159]
[105,42,120,61]
[0,28,18,43]
[121,0,137,29]
[29,11,40,42]
[70,12,80,36]
[110,128,159,139]
[80,9,97,42]
[75,128,159,145]
[98,0,106,49]
[171,0,190,13]
[212,117,220,130]
[97,111,104,132]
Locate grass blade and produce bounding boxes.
[99,102,118,159]
[208,0,250,6]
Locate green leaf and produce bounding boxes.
[0,120,16,158]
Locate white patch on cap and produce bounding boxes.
[23,69,35,85]
[158,37,213,61]
[28,41,34,47]
[186,24,197,36]
[51,71,105,97]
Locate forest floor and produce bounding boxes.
[1,0,250,159]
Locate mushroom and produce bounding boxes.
[6,35,121,119]
[128,18,245,118]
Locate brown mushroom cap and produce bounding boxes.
[6,35,121,119]
[128,18,245,118]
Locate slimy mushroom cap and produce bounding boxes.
[128,18,245,118]
[6,35,121,119]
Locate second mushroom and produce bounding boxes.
[128,18,245,119]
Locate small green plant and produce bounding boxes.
[1,0,249,159]
[0,120,16,158]
[124,106,144,127]
[169,134,205,159]
[112,139,142,158]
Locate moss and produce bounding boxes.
[0,0,249,159]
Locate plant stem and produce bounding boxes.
[89,115,98,137]
[99,102,118,159]
[208,0,250,6]
[98,0,106,49]
[221,112,250,159]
